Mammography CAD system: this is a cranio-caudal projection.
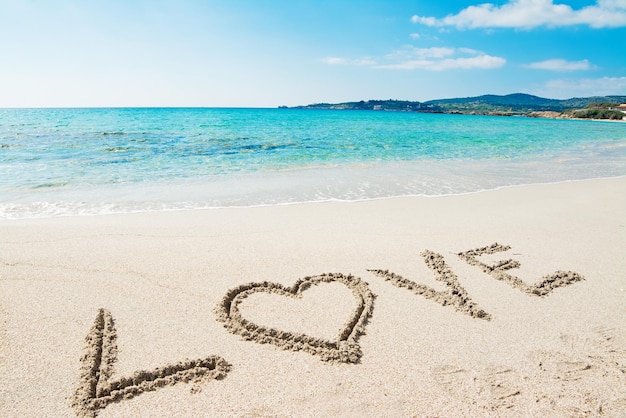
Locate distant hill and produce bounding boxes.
[425,93,559,107]
[424,93,626,113]
[289,99,441,112]
[289,93,626,117]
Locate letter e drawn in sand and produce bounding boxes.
[72,308,230,418]
[457,243,584,296]
[214,273,375,363]
[369,250,492,320]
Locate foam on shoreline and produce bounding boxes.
[2,154,624,220]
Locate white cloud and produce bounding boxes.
[378,48,505,71]
[378,55,505,71]
[535,76,626,98]
[525,58,595,71]
[323,47,505,71]
[386,46,456,60]
[322,57,377,66]
[411,15,438,26]
[409,33,421,39]
[412,0,626,29]
[458,47,482,55]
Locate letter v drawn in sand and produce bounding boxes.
[457,243,584,296]
[72,309,230,418]
[369,250,492,320]
[215,273,375,363]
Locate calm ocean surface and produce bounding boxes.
[1,107,625,219]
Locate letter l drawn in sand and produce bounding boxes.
[72,308,230,418]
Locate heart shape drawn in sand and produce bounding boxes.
[215,273,375,363]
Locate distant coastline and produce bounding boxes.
[284,93,626,121]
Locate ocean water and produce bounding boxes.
[1,107,625,219]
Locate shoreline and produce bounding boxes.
[2,174,625,221]
[1,177,625,416]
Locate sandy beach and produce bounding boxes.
[1,177,625,417]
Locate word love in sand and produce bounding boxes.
[74,243,583,417]
[216,242,584,362]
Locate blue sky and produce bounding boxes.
[1,0,625,107]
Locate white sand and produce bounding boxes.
[1,177,625,417]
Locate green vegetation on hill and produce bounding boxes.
[288,93,626,120]
[563,108,626,120]
[294,99,441,112]
[424,94,626,114]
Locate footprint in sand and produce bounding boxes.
[528,327,626,416]
[432,365,523,412]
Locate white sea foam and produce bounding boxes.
[2,155,624,220]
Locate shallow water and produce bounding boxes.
[1,108,625,219]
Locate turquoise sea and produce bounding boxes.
[1,108,625,219]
